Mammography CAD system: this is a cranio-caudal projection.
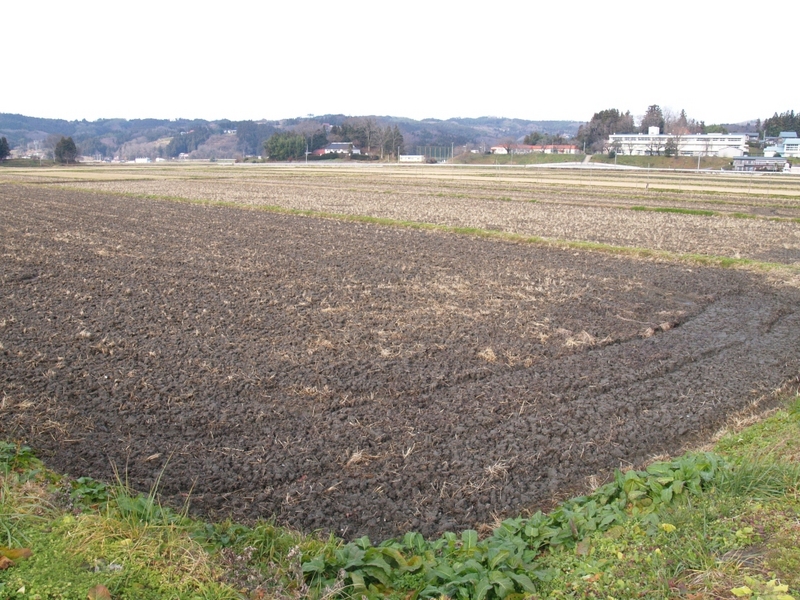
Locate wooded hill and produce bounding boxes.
[0,113,581,161]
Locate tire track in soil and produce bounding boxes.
[2,185,799,541]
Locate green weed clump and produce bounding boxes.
[300,453,730,598]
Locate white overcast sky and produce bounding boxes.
[4,1,797,125]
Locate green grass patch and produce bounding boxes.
[630,205,716,217]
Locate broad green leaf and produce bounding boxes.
[474,578,492,600]
[489,570,515,598]
[363,553,392,575]
[430,563,456,581]
[361,565,391,586]
[524,525,540,538]
[508,572,537,592]
[627,489,646,501]
[404,555,424,572]
[348,571,366,591]
[301,556,326,574]
[462,529,478,552]
[488,548,511,569]
[377,546,407,569]
[460,559,486,575]
[354,535,372,550]
[341,546,366,569]
[599,512,620,527]
[730,586,752,597]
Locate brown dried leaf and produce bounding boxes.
[0,556,13,570]
[87,584,112,600]
[576,539,591,556]
[0,547,32,560]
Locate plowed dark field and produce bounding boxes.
[2,183,800,541]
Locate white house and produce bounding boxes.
[765,132,800,158]
[323,142,360,155]
[608,127,748,157]
[783,138,800,157]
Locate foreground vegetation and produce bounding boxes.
[2,395,798,599]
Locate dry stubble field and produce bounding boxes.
[1,164,800,540]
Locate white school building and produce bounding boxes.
[608,127,748,157]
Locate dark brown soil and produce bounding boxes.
[2,184,799,541]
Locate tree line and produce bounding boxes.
[262,119,405,161]
[763,111,800,137]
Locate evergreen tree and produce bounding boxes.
[640,105,665,133]
[0,136,10,161]
[309,129,328,152]
[264,132,306,161]
[54,136,78,163]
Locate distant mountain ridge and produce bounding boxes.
[0,113,582,160]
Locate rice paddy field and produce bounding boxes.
[2,163,800,543]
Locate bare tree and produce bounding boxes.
[361,118,378,155]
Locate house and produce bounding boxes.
[783,137,800,157]
[764,132,800,158]
[608,128,747,157]
[323,142,360,155]
[732,156,788,172]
